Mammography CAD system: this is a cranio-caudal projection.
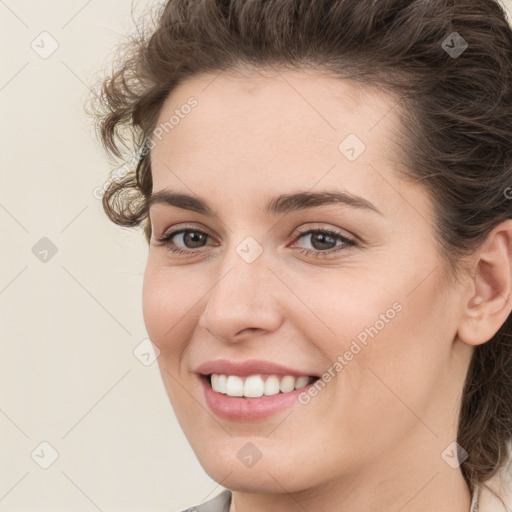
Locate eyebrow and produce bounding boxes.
[147,189,383,216]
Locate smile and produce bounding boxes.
[199,373,321,421]
[208,373,318,398]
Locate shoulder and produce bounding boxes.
[176,489,232,512]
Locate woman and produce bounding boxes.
[89,0,512,510]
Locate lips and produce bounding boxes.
[195,358,320,378]
[198,372,319,421]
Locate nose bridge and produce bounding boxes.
[215,233,273,298]
[198,238,283,340]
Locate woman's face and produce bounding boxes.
[143,68,473,494]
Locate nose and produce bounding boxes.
[197,248,284,343]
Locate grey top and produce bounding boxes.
[179,489,232,512]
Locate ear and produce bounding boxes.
[457,219,512,346]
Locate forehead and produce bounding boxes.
[152,66,398,152]
[149,67,425,220]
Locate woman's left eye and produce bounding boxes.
[155,226,357,259]
[290,228,356,258]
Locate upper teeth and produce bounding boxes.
[210,374,314,398]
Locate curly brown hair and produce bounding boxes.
[88,0,512,499]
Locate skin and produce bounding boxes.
[142,67,512,512]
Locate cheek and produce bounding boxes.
[141,264,205,414]
[287,268,402,354]
[142,263,204,356]
[292,262,451,409]
[336,267,455,434]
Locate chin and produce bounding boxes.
[196,447,318,494]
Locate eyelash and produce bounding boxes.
[155,224,357,259]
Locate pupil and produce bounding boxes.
[312,232,335,250]
[185,231,206,248]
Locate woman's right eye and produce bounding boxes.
[156,228,212,255]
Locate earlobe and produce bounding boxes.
[457,219,512,347]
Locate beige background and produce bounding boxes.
[0,1,219,511]
[1,1,511,511]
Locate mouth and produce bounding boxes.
[202,373,320,399]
